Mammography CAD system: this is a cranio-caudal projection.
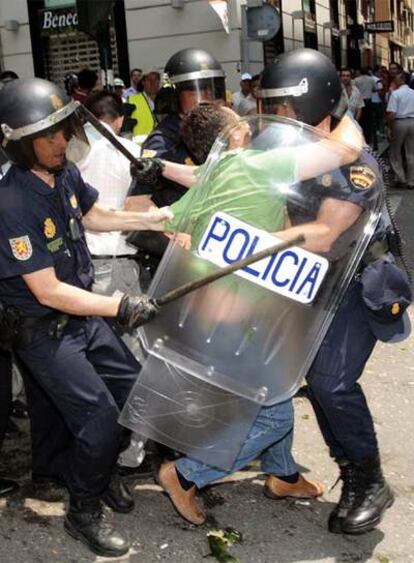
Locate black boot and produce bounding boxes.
[64,497,129,557]
[328,461,359,534]
[102,472,135,513]
[342,457,394,534]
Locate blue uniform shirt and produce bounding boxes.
[0,163,98,316]
[128,114,192,207]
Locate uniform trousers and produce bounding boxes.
[306,281,379,463]
[389,118,414,186]
[0,349,12,448]
[16,316,139,499]
[176,399,296,488]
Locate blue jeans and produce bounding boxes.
[176,399,296,489]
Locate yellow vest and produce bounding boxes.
[128,93,157,137]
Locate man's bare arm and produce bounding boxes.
[82,203,173,232]
[23,267,121,317]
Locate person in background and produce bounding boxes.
[113,77,126,100]
[332,67,364,121]
[354,67,375,145]
[72,68,98,104]
[123,68,143,99]
[387,71,414,189]
[128,69,161,144]
[232,72,253,114]
[238,74,260,116]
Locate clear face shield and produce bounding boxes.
[119,115,382,470]
[176,77,226,114]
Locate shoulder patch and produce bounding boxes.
[184,157,195,166]
[44,218,56,239]
[9,236,33,261]
[142,149,157,158]
[350,166,376,190]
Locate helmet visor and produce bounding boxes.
[176,77,226,112]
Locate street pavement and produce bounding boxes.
[0,178,413,563]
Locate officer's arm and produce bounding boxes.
[82,203,173,232]
[161,161,197,188]
[23,268,122,317]
[274,198,362,253]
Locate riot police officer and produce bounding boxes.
[126,48,227,287]
[0,78,170,556]
[258,49,411,535]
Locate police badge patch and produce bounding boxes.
[9,236,33,261]
[350,166,376,190]
[44,218,56,239]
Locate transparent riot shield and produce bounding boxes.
[119,115,383,470]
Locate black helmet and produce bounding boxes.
[164,48,226,113]
[258,48,341,126]
[0,78,87,169]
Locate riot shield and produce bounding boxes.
[119,115,383,470]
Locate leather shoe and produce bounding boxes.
[64,497,129,557]
[102,473,134,514]
[0,478,19,497]
[157,461,206,525]
[117,456,154,480]
[264,474,325,499]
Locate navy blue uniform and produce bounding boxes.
[0,164,140,498]
[291,155,390,462]
[128,114,191,207]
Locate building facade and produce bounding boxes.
[0,0,413,91]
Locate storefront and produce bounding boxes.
[26,0,129,89]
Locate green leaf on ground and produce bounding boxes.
[207,528,242,563]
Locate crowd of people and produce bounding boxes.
[0,48,412,558]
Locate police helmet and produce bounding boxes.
[164,48,226,113]
[258,49,341,126]
[0,78,88,169]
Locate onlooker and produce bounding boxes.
[371,67,385,150]
[232,72,253,114]
[124,68,143,98]
[333,67,364,120]
[354,67,375,144]
[72,68,98,103]
[386,71,414,188]
[238,74,260,115]
[128,69,161,143]
[113,77,126,100]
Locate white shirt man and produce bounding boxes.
[232,73,255,115]
[387,75,414,187]
[332,69,364,120]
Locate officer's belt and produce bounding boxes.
[16,313,71,348]
[361,239,389,267]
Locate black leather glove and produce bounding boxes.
[130,158,165,187]
[116,294,159,331]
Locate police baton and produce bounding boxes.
[155,234,306,307]
[78,104,143,168]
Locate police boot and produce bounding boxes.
[341,457,394,535]
[328,460,359,534]
[102,472,135,514]
[64,497,129,557]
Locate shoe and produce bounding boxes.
[117,455,154,480]
[157,461,206,525]
[341,457,394,535]
[102,473,134,514]
[264,474,325,500]
[64,497,129,557]
[328,461,359,534]
[0,478,19,497]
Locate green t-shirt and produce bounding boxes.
[167,147,298,248]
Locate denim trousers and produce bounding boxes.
[176,399,296,489]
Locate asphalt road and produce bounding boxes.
[0,181,413,563]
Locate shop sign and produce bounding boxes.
[365,20,394,33]
[39,7,78,35]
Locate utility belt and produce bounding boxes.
[0,309,72,351]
